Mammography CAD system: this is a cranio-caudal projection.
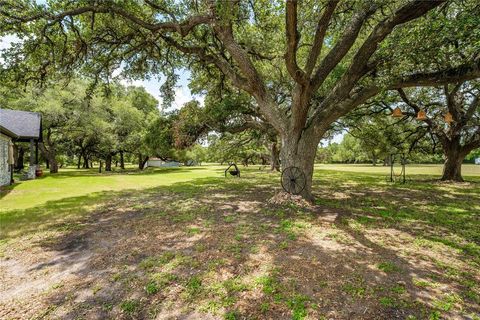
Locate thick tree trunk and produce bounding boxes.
[280,130,320,203]
[441,142,465,182]
[49,157,59,174]
[138,153,149,170]
[270,142,280,171]
[77,154,81,169]
[105,154,112,171]
[120,151,125,169]
[46,159,50,169]
[372,153,377,166]
[140,156,149,170]
[39,143,58,173]
[83,154,89,168]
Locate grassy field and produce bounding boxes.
[0,164,479,319]
[316,163,480,176]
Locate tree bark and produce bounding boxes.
[141,156,149,170]
[105,154,112,171]
[49,157,59,174]
[441,141,465,182]
[83,153,89,168]
[280,129,321,203]
[77,154,81,169]
[270,142,280,171]
[372,153,377,166]
[39,143,58,173]
[120,151,125,169]
[138,153,149,170]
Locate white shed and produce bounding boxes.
[144,158,180,169]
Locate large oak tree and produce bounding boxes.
[1,0,479,201]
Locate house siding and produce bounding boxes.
[0,133,11,186]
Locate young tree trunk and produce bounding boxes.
[105,154,112,171]
[120,151,125,169]
[441,142,465,182]
[280,130,320,203]
[270,142,280,171]
[372,153,377,166]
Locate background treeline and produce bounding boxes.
[3,78,479,179]
[2,79,208,172]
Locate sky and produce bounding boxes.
[119,71,204,111]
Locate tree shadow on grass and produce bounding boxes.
[38,166,213,180]
[3,174,477,319]
[0,181,19,201]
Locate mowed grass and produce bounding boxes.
[0,163,479,319]
[2,163,478,211]
[1,166,224,211]
[316,163,480,176]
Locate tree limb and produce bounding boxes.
[285,0,307,85]
[304,0,339,76]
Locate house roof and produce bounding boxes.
[0,109,42,141]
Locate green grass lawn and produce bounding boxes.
[0,164,479,319]
[316,163,480,176]
[1,166,224,211]
[2,164,478,212]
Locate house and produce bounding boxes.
[0,126,15,186]
[0,109,42,185]
[144,158,180,169]
[475,158,480,165]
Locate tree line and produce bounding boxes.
[1,0,479,200]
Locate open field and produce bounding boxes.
[0,164,479,319]
[316,163,480,176]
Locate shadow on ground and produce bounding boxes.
[0,171,479,319]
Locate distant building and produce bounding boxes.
[475,158,480,165]
[0,109,42,185]
[144,158,180,169]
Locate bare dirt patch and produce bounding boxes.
[1,176,478,319]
